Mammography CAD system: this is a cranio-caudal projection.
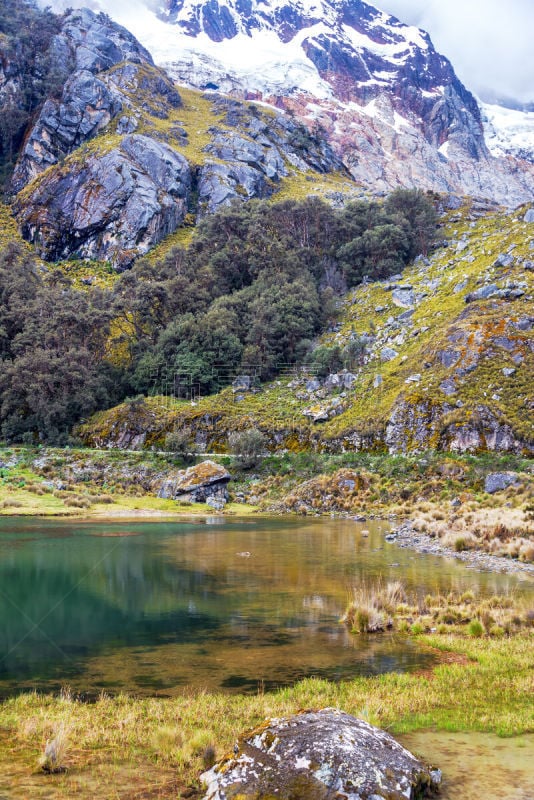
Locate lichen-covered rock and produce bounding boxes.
[385,397,448,453]
[232,375,253,393]
[15,135,191,266]
[303,397,345,423]
[157,460,231,503]
[484,472,520,494]
[440,406,533,455]
[392,286,416,309]
[201,708,441,800]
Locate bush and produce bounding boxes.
[165,427,196,461]
[228,428,266,469]
[468,619,485,638]
[410,622,424,635]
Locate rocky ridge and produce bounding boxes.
[43,0,534,205]
[6,7,348,266]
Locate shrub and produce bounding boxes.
[165,427,196,458]
[460,590,475,604]
[468,619,485,638]
[410,622,423,635]
[519,542,534,562]
[228,428,266,469]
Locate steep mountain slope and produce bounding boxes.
[482,103,534,164]
[80,201,534,455]
[41,0,534,205]
[5,6,352,266]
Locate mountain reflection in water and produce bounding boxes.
[0,516,529,697]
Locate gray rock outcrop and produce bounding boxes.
[157,460,231,504]
[197,105,346,215]
[484,472,520,494]
[11,8,162,193]
[15,135,191,266]
[201,708,441,800]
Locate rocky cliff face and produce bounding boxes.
[11,7,159,193]
[15,134,191,267]
[7,6,345,265]
[54,0,534,205]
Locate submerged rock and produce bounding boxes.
[201,708,441,800]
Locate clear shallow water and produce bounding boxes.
[0,515,531,697]
[400,731,534,800]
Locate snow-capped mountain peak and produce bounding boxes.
[39,0,534,204]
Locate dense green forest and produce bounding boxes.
[0,191,437,443]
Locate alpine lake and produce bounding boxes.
[1,514,532,697]
[1,515,534,800]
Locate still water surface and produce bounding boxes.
[0,515,531,697]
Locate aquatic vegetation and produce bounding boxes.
[344,581,532,637]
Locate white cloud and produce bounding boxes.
[376,0,534,104]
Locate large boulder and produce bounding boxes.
[201,708,441,800]
[15,134,191,267]
[157,460,231,504]
[484,472,520,494]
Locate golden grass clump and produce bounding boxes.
[39,723,69,774]
[343,579,405,633]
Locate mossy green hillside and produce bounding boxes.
[320,202,534,442]
[80,203,534,454]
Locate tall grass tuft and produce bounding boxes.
[39,724,69,774]
[342,579,402,633]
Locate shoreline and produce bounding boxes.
[391,520,534,578]
[1,503,533,579]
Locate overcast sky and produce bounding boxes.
[377,0,534,105]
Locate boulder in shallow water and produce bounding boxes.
[201,708,441,800]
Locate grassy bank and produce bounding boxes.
[0,446,260,518]
[0,633,532,798]
[0,446,532,568]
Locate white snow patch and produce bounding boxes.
[481,102,534,159]
[438,141,450,159]
[341,24,412,62]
